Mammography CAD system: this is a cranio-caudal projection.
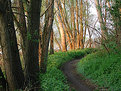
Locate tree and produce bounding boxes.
[0,0,24,90]
[50,29,54,54]
[71,0,76,49]
[55,0,67,52]
[76,0,80,49]
[80,0,84,49]
[40,0,54,73]
[17,0,27,65]
[24,0,42,89]
[110,0,121,46]
[94,0,107,39]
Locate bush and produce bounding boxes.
[40,48,96,91]
[77,50,121,91]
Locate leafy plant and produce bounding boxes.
[40,48,96,91]
[77,50,121,90]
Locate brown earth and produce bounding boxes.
[61,59,97,91]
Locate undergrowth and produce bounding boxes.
[40,48,97,91]
[77,50,121,91]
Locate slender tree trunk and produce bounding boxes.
[40,0,54,73]
[83,22,87,45]
[54,34,62,51]
[88,27,92,48]
[24,0,42,90]
[17,0,27,68]
[94,0,107,39]
[80,0,84,49]
[71,0,76,49]
[0,0,24,90]
[60,1,74,50]
[55,1,67,52]
[57,1,72,50]
[50,29,54,54]
[76,0,80,49]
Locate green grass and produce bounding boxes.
[77,50,121,91]
[40,48,97,91]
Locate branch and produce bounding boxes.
[86,24,107,40]
[13,14,21,30]
[40,1,53,17]
[13,12,28,17]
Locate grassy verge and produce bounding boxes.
[40,48,97,91]
[77,50,121,91]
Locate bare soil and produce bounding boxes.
[61,59,96,91]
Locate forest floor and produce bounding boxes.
[61,59,96,91]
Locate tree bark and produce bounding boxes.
[55,1,67,52]
[71,0,76,49]
[76,0,80,49]
[57,1,72,50]
[54,34,62,51]
[50,29,54,54]
[24,0,42,90]
[40,0,54,73]
[0,0,24,90]
[17,0,27,67]
[94,0,107,39]
[80,0,84,49]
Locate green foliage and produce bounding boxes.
[27,32,32,40]
[40,67,69,91]
[77,50,121,91]
[40,48,97,91]
[101,34,121,54]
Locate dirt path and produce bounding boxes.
[62,59,95,91]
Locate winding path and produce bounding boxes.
[62,59,95,91]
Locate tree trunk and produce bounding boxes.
[57,1,72,50]
[55,1,67,52]
[40,0,54,73]
[54,34,62,51]
[24,0,42,90]
[94,0,107,39]
[80,0,84,49]
[50,29,54,54]
[76,0,80,49]
[71,0,76,49]
[88,28,92,48]
[0,0,24,90]
[17,0,27,68]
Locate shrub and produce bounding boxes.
[77,50,121,91]
[40,48,96,91]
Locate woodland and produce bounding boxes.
[0,0,121,91]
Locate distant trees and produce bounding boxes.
[55,0,67,52]
[94,0,107,39]
[54,0,93,50]
[94,0,121,51]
